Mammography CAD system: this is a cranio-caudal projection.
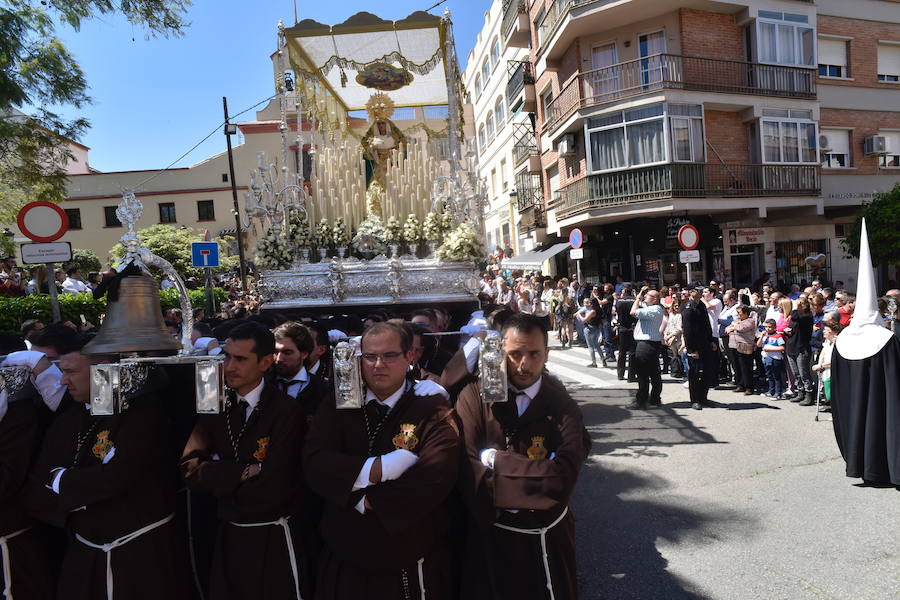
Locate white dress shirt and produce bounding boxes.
[308,360,321,376]
[62,277,89,294]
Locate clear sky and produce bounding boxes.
[50,0,490,174]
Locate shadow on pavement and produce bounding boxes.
[664,400,781,411]
[572,391,755,598]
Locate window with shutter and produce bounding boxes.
[818,37,848,78]
[877,43,900,82]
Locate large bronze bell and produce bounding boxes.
[82,276,182,356]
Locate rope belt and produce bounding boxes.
[228,516,301,600]
[492,506,569,600]
[1,527,30,600]
[400,557,427,600]
[75,513,174,600]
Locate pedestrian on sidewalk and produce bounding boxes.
[725,305,757,395]
[615,286,637,381]
[577,297,602,367]
[555,288,577,348]
[628,286,666,409]
[758,319,786,399]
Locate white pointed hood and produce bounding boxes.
[835,218,893,360]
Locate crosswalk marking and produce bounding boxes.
[545,344,619,388]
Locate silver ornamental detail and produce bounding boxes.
[120,363,151,398]
[333,340,363,409]
[479,330,507,404]
[0,367,30,395]
[117,189,145,261]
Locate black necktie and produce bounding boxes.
[366,399,390,424]
[237,399,250,423]
[280,379,300,394]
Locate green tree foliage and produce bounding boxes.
[0,287,225,334]
[69,247,102,273]
[109,224,237,279]
[0,1,190,214]
[840,184,900,267]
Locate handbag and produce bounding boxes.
[736,341,754,355]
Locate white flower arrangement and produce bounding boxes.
[384,216,402,243]
[332,217,349,247]
[435,222,485,263]
[440,211,453,233]
[287,213,311,248]
[254,228,292,270]
[352,215,388,255]
[315,218,332,248]
[402,214,422,244]
[422,212,443,242]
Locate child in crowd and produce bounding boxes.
[758,318,786,399]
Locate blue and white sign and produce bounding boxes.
[191,242,220,268]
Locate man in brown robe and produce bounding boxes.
[303,321,459,600]
[456,313,591,600]
[24,339,191,600]
[181,322,307,600]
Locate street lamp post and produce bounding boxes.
[223,97,249,292]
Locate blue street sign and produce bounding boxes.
[191,242,220,268]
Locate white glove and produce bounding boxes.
[380,449,419,481]
[328,329,347,343]
[1,350,46,370]
[413,379,449,400]
[480,448,498,469]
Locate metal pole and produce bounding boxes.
[204,267,215,317]
[223,97,249,292]
[686,262,692,287]
[46,263,61,323]
[577,259,582,285]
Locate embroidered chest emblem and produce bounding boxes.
[253,437,271,462]
[526,436,548,460]
[92,430,113,460]
[392,424,419,451]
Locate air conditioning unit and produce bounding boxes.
[557,134,576,156]
[864,135,888,156]
[819,135,832,152]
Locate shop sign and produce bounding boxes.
[666,217,691,239]
[728,228,770,245]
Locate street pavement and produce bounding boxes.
[543,336,900,600]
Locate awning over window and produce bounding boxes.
[501,242,571,271]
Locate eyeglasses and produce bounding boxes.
[361,352,404,365]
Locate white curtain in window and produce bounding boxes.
[759,22,777,62]
[783,122,800,162]
[799,123,817,162]
[590,128,626,171]
[763,121,781,162]
[672,118,692,161]
[495,100,505,125]
[627,120,665,166]
[778,25,796,65]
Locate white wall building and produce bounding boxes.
[463,0,535,257]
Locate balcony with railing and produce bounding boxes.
[545,54,816,132]
[555,163,821,219]
[506,60,534,105]
[537,0,599,49]
[501,0,530,48]
[512,123,538,168]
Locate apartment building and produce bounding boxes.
[463,0,534,257]
[493,0,900,288]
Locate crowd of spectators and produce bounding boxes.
[477,270,900,411]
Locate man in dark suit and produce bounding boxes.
[615,285,637,382]
[273,322,326,417]
[682,289,717,410]
[181,322,308,599]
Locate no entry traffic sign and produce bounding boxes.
[17,201,69,243]
[677,224,699,251]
